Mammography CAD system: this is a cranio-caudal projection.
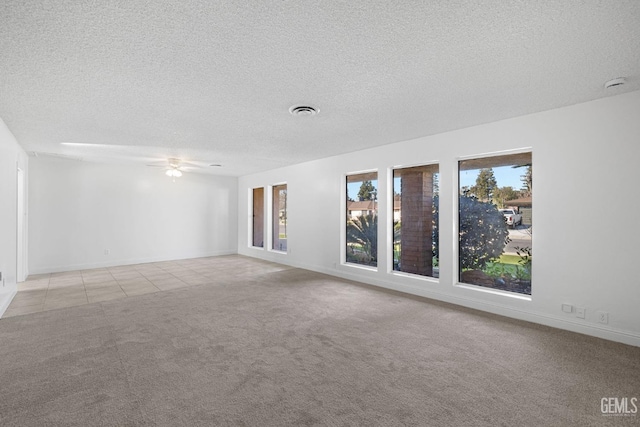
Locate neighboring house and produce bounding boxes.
[346,196,402,220]
[347,200,376,218]
[504,196,532,225]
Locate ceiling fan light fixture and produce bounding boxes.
[289,105,318,116]
[165,169,182,178]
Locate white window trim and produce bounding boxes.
[454,148,533,299]
[249,186,266,250]
[342,169,379,268]
[268,182,288,254]
[387,162,441,281]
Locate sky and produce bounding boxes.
[459,165,526,190]
[347,180,378,200]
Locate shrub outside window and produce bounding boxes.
[458,152,532,295]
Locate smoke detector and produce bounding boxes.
[604,77,626,89]
[289,105,319,116]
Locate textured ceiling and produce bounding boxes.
[2,0,639,176]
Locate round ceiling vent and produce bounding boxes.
[604,77,626,89]
[289,105,319,116]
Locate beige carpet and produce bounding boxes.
[1,256,638,426]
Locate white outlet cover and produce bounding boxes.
[597,311,609,324]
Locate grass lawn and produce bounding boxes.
[485,254,532,279]
[498,254,521,264]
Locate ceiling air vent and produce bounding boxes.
[604,77,626,89]
[289,105,318,116]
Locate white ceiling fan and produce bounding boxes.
[146,158,202,180]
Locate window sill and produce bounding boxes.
[455,283,532,301]
[268,249,288,255]
[342,262,378,272]
[390,271,439,284]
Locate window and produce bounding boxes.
[346,172,378,266]
[458,152,532,295]
[252,187,264,248]
[272,184,287,251]
[392,164,439,278]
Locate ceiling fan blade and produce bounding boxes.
[176,161,201,168]
[145,158,211,170]
[33,152,83,161]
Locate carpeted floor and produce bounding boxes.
[1,255,638,426]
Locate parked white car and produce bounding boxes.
[499,209,522,228]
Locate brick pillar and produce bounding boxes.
[400,170,433,276]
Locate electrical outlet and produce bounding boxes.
[104,249,110,255]
[576,307,586,319]
[562,304,573,313]
[597,311,609,324]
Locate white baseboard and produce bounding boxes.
[28,249,238,275]
[240,251,640,348]
[0,286,18,319]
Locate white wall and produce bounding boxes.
[238,90,640,346]
[29,158,238,273]
[0,119,28,316]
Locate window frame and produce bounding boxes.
[250,187,265,249]
[389,162,440,280]
[455,148,533,300]
[270,183,288,253]
[342,170,379,270]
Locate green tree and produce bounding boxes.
[357,180,376,201]
[520,166,532,197]
[470,168,497,202]
[433,173,440,197]
[493,186,519,208]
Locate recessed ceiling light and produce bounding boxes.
[289,105,319,116]
[604,77,626,89]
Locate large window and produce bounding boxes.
[458,152,532,295]
[346,172,378,267]
[272,184,287,251]
[252,187,264,248]
[392,164,439,278]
